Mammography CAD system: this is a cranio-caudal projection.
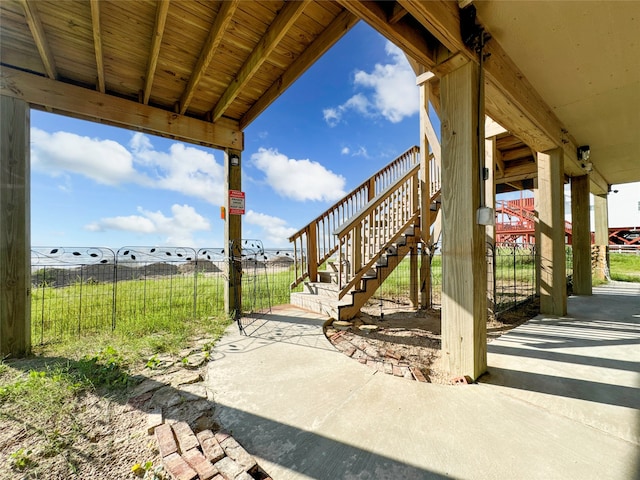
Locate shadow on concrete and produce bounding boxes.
[212,402,451,480]
[483,367,640,410]
[488,344,639,373]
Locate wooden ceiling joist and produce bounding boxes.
[89,0,105,93]
[19,0,57,79]
[178,0,239,115]
[240,8,358,130]
[0,67,242,151]
[210,0,309,123]
[143,0,170,105]
[337,0,437,70]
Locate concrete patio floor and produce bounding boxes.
[206,282,640,479]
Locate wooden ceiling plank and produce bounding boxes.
[337,0,436,69]
[178,0,239,114]
[1,66,242,151]
[18,0,57,79]
[211,0,310,123]
[89,0,105,93]
[143,0,170,105]
[240,8,358,130]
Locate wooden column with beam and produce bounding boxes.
[485,136,497,317]
[417,73,433,309]
[1,96,31,358]
[441,62,487,380]
[593,193,610,280]
[571,175,592,295]
[224,150,242,318]
[537,149,567,316]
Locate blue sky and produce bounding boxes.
[30,22,639,248]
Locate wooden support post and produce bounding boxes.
[1,95,31,358]
[485,137,497,318]
[224,149,242,318]
[537,149,567,316]
[533,177,541,296]
[441,62,487,380]
[571,175,591,295]
[418,78,432,308]
[409,246,418,308]
[593,193,610,280]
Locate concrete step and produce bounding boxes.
[304,281,340,297]
[290,291,339,319]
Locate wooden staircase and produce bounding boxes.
[289,146,441,320]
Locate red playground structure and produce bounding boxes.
[495,196,640,245]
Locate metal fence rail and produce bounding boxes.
[364,243,538,317]
[31,245,296,344]
[31,242,545,343]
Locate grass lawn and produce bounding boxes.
[609,252,640,282]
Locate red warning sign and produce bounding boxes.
[229,190,245,215]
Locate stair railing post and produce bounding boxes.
[353,227,362,277]
[306,224,318,283]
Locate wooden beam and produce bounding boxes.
[396,0,609,194]
[240,9,358,129]
[485,136,497,316]
[0,95,31,358]
[495,160,536,182]
[224,149,242,317]
[494,147,505,176]
[537,148,566,316]
[143,0,170,105]
[19,0,57,79]
[211,0,308,123]
[337,0,437,70]
[485,116,507,137]
[418,79,431,308]
[571,175,592,295]
[179,0,238,114]
[500,146,535,162]
[593,193,609,280]
[1,66,243,151]
[441,61,487,380]
[389,3,409,24]
[90,0,105,93]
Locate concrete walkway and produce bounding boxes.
[206,283,640,480]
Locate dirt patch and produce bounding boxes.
[328,300,537,384]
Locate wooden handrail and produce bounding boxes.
[288,146,419,242]
[334,163,420,237]
[336,165,423,298]
[288,146,421,288]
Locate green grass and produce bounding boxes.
[609,253,640,282]
[31,267,294,346]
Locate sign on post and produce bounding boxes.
[229,190,245,215]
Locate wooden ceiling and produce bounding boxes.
[1,1,637,193]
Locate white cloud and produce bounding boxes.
[130,133,226,205]
[31,129,226,205]
[341,147,350,155]
[323,41,418,126]
[245,210,297,247]
[85,204,211,246]
[31,128,140,185]
[251,148,346,202]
